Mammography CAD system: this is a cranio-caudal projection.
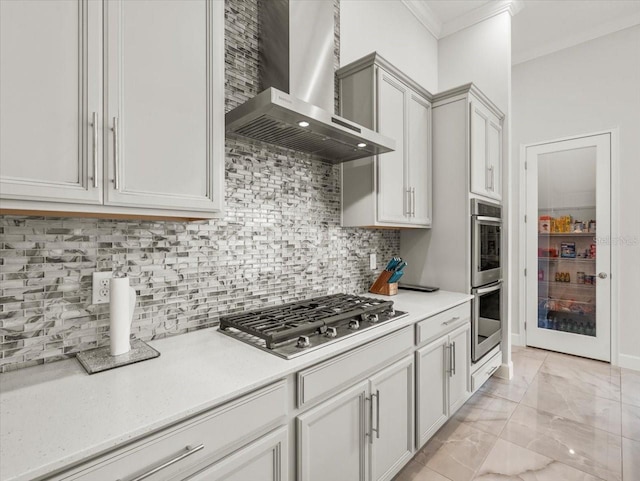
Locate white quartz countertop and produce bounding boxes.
[0,289,472,481]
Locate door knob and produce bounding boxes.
[598,272,608,279]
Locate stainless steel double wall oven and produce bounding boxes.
[471,199,503,362]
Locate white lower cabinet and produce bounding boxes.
[43,304,473,481]
[415,337,448,448]
[415,317,471,449]
[185,427,288,481]
[369,356,414,481]
[54,382,287,481]
[297,355,415,481]
[297,380,369,481]
[448,323,471,413]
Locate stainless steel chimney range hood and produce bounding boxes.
[225,0,395,164]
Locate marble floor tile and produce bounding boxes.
[479,375,529,403]
[511,352,545,385]
[539,355,621,402]
[621,368,640,407]
[622,437,640,481]
[475,438,603,481]
[500,405,622,481]
[511,346,549,362]
[621,402,640,442]
[521,372,622,435]
[394,459,453,481]
[414,419,497,481]
[545,352,621,377]
[453,391,518,436]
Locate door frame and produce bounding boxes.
[518,129,620,365]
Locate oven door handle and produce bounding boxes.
[474,216,502,225]
[474,282,502,295]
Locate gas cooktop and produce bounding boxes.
[218,293,407,359]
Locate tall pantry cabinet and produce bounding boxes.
[0,0,225,218]
[400,84,504,290]
[337,53,432,228]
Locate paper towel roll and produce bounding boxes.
[110,277,136,356]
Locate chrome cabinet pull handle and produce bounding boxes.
[442,316,460,326]
[112,117,120,190]
[119,444,204,481]
[371,390,380,439]
[452,341,456,375]
[448,344,453,377]
[376,389,380,438]
[368,395,374,443]
[486,365,499,376]
[91,112,98,188]
[411,187,416,216]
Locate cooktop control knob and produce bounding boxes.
[361,313,379,323]
[348,320,360,330]
[325,327,338,338]
[297,336,311,348]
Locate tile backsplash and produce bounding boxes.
[0,0,400,372]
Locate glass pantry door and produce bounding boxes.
[525,134,611,361]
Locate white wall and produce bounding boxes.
[340,0,438,92]
[437,12,514,376]
[438,12,511,113]
[512,25,640,369]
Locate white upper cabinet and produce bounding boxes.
[407,93,432,225]
[377,72,409,224]
[104,0,223,213]
[470,99,503,201]
[0,0,224,219]
[0,0,102,204]
[338,54,432,228]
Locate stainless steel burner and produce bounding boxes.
[218,294,407,359]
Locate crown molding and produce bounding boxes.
[440,0,523,39]
[401,0,442,39]
[513,10,640,65]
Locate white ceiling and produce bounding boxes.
[424,1,492,24]
[410,0,640,64]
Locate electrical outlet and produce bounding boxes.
[92,271,113,304]
[369,253,377,270]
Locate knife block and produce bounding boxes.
[369,271,398,296]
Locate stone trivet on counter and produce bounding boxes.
[76,339,160,374]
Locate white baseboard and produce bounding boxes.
[496,361,513,380]
[511,333,524,347]
[619,353,640,371]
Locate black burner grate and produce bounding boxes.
[219,294,394,348]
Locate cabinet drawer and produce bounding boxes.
[297,326,413,408]
[471,350,502,392]
[415,302,470,347]
[62,381,286,481]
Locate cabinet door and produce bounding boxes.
[470,100,502,201]
[369,356,414,481]
[0,0,102,204]
[470,101,489,198]
[297,381,368,481]
[448,323,471,414]
[487,117,502,201]
[415,336,448,449]
[407,92,432,226]
[376,69,408,224]
[104,0,224,213]
[184,427,288,481]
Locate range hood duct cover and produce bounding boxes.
[225,0,394,163]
